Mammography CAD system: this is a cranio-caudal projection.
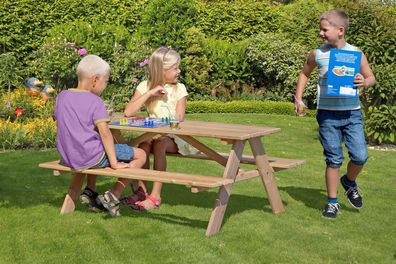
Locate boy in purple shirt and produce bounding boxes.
[55,55,146,216]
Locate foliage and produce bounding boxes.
[364,105,396,145]
[0,0,147,67]
[0,52,22,92]
[138,0,197,55]
[196,0,280,41]
[246,33,318,106]
[182,27,212,96]
[186,100,305,116]
[204,38,253,98]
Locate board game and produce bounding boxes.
[110,116,170,128]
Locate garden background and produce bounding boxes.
[0,0,395,149]
[0,1,396,263]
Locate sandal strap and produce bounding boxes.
[145,194,161,207]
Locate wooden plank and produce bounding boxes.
[249,137,285,214]
[206,140,245,236]
[39,161,233,189]
[167,152,304,170]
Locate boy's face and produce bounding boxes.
[164,62,181,84]
[92,73,110,96]
[319,19,344,46]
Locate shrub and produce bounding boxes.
[246,33,317,106]
[204,38,253,98]
[364,105,396,145]
[182,27,212,96]
[138,0,197,55]
[186,100,317,116]
[196,0,280,41]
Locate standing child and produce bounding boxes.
[294,9,376,219]
[55,55,146,217]
[123,46,196,211]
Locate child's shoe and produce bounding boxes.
[340,175,362,209]
[120,186,146,208]
[322,203,340,219]
[97,191,121,217]
[79,187,105,213]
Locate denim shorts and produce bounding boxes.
[316,109,368,168]
[92,144,135,168]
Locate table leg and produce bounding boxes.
[206,140,245,236]
[249,137,285,214]
[60,173,85,214]
[110,129,126,144]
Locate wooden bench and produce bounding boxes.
[39,160,233,189]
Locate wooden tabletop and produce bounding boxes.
[109,118,281,140]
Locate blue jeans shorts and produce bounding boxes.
[92,144,135,168]
[316,109,368,168]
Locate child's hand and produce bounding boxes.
[354,73,366,87]
[111,162,130,170]
[293,95,307,117]
[151,85,167,96]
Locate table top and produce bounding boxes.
[109,118,281,140]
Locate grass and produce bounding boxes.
[0,113,395,264]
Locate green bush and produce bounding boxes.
[204,38,253,98]
[246,33,317,106]
[364,105,396,145]
[186,100,314,116]
[182,27,212,96]
[196,0,280,41]
[138,0,197,55]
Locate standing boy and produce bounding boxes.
[294,9,376,219]
[55,55,146,216]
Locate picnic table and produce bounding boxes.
[39,117,304,236]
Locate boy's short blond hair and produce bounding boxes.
[320,9,349,32]
[77,55,110,80]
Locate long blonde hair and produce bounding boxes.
[146,46,180,113]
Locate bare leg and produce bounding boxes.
[111,148,147,199]
[325,166,340,198]
[149,137,178,201]
[86,174,97,191]
[346,161,363,181]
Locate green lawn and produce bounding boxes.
[0,113,395,264]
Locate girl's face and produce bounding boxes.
[164,62,181,84]
[319,19,343,46]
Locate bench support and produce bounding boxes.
[206,140,245,236]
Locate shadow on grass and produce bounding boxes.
[279,186,361,213]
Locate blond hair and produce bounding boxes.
[76,55,110,80]
[320,9,349,32]
[146,46,180,113]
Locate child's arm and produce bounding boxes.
[97,121,130,169]
[175,96,187,121]
[354,53,376,88]
[124,86,167,116]
[295,50,316,102]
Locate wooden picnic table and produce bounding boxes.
[40,116,304,236]
[108,118,304,236]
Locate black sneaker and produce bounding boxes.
[340,175,362,209]
[79,187,105,213]
[322,203,340,219]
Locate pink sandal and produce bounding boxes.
[131,194,161,211]
[120,186,146,208]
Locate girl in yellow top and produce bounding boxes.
[123,46,196,210]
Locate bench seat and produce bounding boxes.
[167,152,305,171]
[39,160,233,189]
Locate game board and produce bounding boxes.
[110,116,170,128]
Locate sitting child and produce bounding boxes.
[55,54,146,216]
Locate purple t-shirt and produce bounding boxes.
[55,89,110,170]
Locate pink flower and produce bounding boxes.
[77,48,87,56]
[132,77,139,83]
[139,59,149,67]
